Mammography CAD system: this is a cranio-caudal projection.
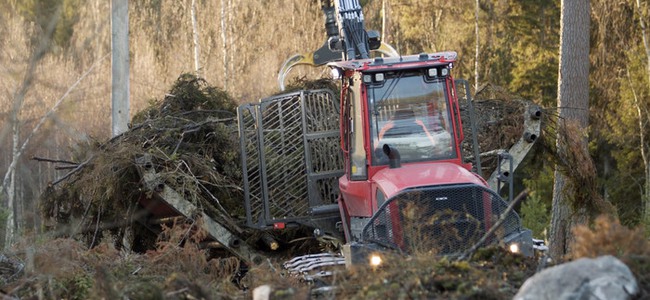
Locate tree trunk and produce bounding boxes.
[475,0,480,90]
[626,67,650,230]
[382,0,386,43]
[549,0,591,259]
[1,53,106,248]
[5,121,18,247]
[636,0,650,85]
[191,0,201,77]
[221,0,228,90]
[111,0,130,137]
[634,0,650,232]
[1,5,56,248]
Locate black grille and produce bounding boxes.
[362,184,521,255]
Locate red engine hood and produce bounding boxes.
[372,162,487,199]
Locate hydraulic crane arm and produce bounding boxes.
[277,42,398,91]
[277,0,399,90]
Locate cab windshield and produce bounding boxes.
[368,71,456,165]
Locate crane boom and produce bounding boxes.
[277,0,398,90]
[335,0,370,59]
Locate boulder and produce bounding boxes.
[514,255,638,300]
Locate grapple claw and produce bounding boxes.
[277,41,399,91]
[278,53,316,91]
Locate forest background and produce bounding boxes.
[0,0,648,248]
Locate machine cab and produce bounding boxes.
[333,52,476,240]
[334,52,464,182]
[367,68,458,166]
[333,53,531,257]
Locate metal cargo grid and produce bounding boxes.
[238,89,345,228]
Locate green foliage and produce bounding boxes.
[520,191,549,238]
[603,151,644,226]
[165,73,238,114]
[0,207,8,228]
[589,0,649,229]
[599,44,650,226]
[384,0,559,104]
[56,273,93,300]
[389,0,472,55]
[519,156,553,238]
[504,0,559,105]
[0,208,8,248]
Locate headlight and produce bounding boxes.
[509,243,520,254]
[370,254,383,267]
[331,67,342,80]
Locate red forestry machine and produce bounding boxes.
[136,0,542,282]
[237,0,543,274]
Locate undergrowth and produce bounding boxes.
[572,215,650,298]
[331,247,536,300]
[3,223,242,299]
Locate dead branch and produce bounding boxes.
[32,156,78,165]
[54,165,78,170]
[51,156,93,186]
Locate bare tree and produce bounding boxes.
[1,8,58,247]
[111,0,129,137]
[191,0,201,77]
[221,0,228,90]
[634,0,650,231]
[382,0,386,41]
[2,55,108,247]
[549,0,591,259]
[624,68,650,228]
[474,0,480,90]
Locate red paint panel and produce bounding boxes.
[339,176,373,218]
[372,162,487,200]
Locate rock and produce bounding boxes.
[252,285,299,300]
[514,255,638,300]
[253,285,272,300]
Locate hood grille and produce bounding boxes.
[362,184,522,255]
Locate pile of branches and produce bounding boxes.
[40,74,244,249]
[460,83,531,176]
[280,77,339,95]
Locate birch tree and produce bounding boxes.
[474,0,480,90]
[1,9,57,247]
[191,0,201,77]
[221,0,228,90]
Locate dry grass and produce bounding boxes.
[572,215,649,259]
[6,220,650,300]
[3,224,243,299]
[571,215,650,298]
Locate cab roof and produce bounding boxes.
[328,51,457,72]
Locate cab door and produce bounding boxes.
[339,72,372,220]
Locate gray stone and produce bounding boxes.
[514,255,638,300]
[253,285,272,300]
